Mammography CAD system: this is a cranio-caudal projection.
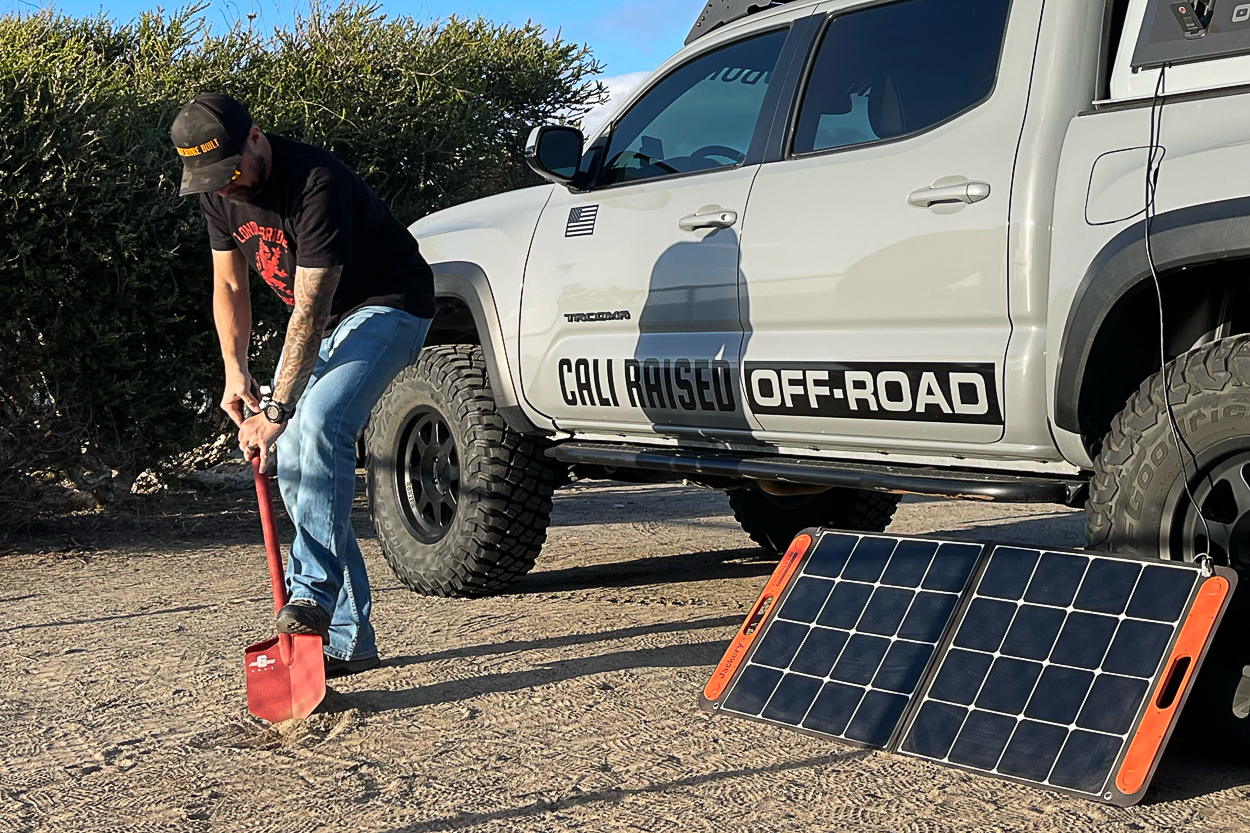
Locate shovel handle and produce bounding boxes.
[253,456,289,614]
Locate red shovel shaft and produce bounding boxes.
[246,453,326,722]
[252,457,289,615]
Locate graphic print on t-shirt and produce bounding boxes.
[256,241,290,296]
[234,221,294,304]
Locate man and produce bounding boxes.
[171,93,434,676]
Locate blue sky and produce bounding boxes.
[2,0,705,76]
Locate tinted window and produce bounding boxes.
[599,30,787,187]
[793,0,1011,155]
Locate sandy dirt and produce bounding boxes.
[2,477,1249,832]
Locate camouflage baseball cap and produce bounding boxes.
[170,93,253,196]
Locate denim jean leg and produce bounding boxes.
[285,306,431,660]
[274,349,328,602]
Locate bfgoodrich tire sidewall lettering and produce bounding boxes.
[1116,400,1249,543]
[1088,337,1250,562]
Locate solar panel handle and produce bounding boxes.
[1154,655,1193,710]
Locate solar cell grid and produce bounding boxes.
[719,533,983,749]
[705,531,1233,806]
[900,546,1201,799]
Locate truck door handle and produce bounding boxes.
[907,181,991,208]
[679,209,738,231]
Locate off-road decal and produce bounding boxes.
[745,362,1002,425]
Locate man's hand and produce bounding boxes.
[239,414,286,473]
[221,374,262,427]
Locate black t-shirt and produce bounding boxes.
[200,134,435,330]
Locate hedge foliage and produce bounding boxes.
[0,3,603,529]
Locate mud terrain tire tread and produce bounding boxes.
[728,487,901,553]
[1085,334,1250,559]
[367,344,560,597]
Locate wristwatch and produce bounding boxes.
[261,398,296,425]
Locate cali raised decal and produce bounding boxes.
[558,358,737,412]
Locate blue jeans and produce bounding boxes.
[275,306,431,661]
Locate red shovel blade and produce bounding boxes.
[245,632,326,722]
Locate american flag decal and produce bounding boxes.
[566,205,599,237]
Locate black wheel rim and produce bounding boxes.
[395,407,460,544]
[1165,441,1250,571]
[1161,438,1250,732]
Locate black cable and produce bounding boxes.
[1145,62,1214,565]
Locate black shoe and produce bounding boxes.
[275,599,331,643]
[325,654,381,678]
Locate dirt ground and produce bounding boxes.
[3,476,1249,832]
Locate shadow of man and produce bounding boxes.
[630,226,754,445]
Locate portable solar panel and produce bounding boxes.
[701,531,986,749]
[701,530,1236,806]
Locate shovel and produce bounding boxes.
[245,455,326,722]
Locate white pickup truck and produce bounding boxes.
[366,0,1250,744]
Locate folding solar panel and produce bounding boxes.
[701,531,985,748]
[701,530,1236,806]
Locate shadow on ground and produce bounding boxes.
[1143,753,1250,804]
[3,487,377,557]
[357,638,728,713]
[514,547,777,594]
[385,614,742,667]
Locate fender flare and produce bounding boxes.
[1054,196,1250,435]
[431,261,547,436]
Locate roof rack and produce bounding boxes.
[685,0,796,45]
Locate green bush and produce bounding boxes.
[0,3,604,529]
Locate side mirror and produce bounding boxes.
[525,124,584,187]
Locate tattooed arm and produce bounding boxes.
[271,264,343,407]
[239,264,341,472]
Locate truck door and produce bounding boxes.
[739,0,1039,447]
[520,17,808,438]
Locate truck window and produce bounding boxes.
[598,29,788,187]
[793,0,1011,156]
[1099,0,1133,99]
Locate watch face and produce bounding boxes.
[264,403,281,422]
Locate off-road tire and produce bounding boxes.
[367,344,560,597]
[1086,335,1250,560]
[728,486,901,553]
[1086,334,1250,758]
